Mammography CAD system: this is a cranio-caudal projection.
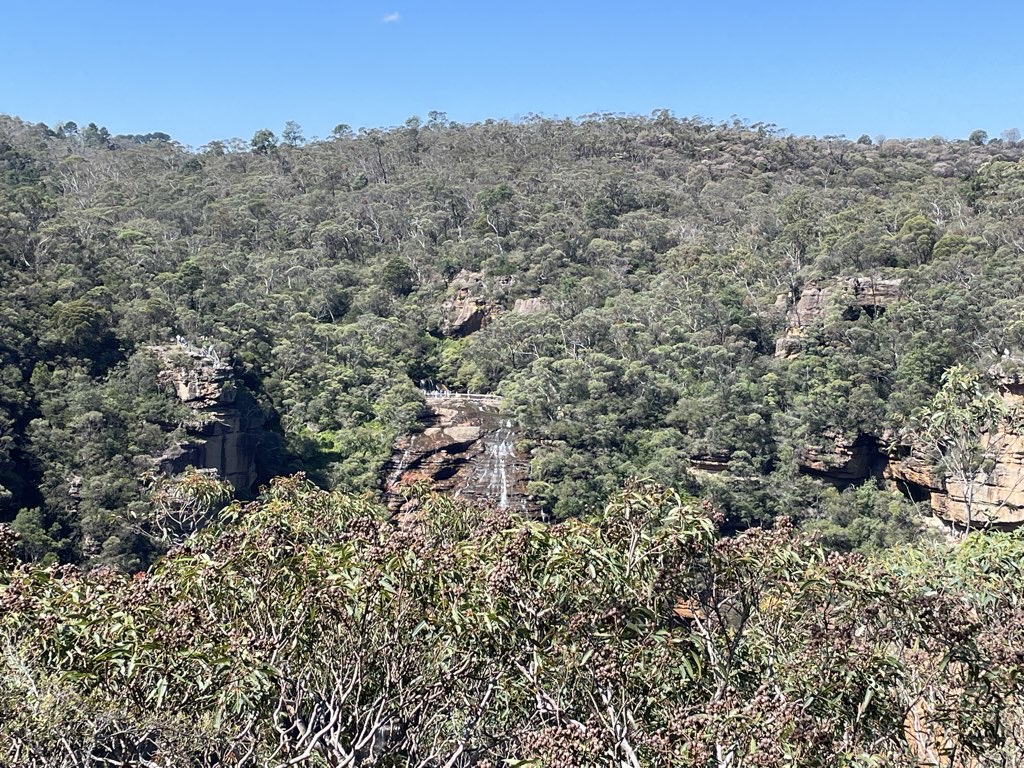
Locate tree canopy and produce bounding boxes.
[1,112,1024,565]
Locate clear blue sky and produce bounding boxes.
[2,0,1021,147]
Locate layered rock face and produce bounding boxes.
[440,270,549,337]
[886,448,1024,527]
[886,374,1024,527]
[770,278,1024,527]
[512,297,551,316]
[799,432,884,483]
[776,277,904,357]
[384,393,530,512]
[151,345,266,496]
[688,453,731,474]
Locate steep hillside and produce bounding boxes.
[2,113,1024,564]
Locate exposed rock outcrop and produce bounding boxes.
[151,345,266,496]
[776,277,904,357]
[688,435,884,487]
[883,454,940,500]
[887,370,1024,527]
[886,447,1024,528]
[441,271,503,337]
[799,432,883,483]
[384,392,530,513]
[689,453,731,474]
[512,297,551,316]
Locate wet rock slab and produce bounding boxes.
[384,393,530,513]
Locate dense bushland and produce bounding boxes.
[2,113,1024,565]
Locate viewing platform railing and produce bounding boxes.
[420,389,503,405]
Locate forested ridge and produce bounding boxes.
[3,113,1024,565]
[4,113,1024,764]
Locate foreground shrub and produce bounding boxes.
[2,476,1023,766]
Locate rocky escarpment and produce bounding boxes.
[775,277,904,357]
[770,278,1024,527]
[440,270,551,337]
[792,408,1024,529]
[512,297,552,316]
[770,276,902,488]
[441,271,505,337]
[384,392,530,513]
[886,369,1024,527]
[799,432,885,483]
[151,344,267,496]
[886,446,1024,528]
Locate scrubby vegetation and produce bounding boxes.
[3,478,1024,766]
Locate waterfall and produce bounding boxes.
[387,391,525,510]
[481,426,515,509]
[389,434,417,486]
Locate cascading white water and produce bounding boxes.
[391,391,524,510]
[388,434,417,485]
[480,425,516,509]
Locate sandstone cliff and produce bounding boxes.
[439,271,548,337]
[776,277,904,357]
[440,271,504,337]
[151,344,266,496]
[512,297,552,316]
[384,392,530,512]
[887,369,1024,527]
[798,432,883,483]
